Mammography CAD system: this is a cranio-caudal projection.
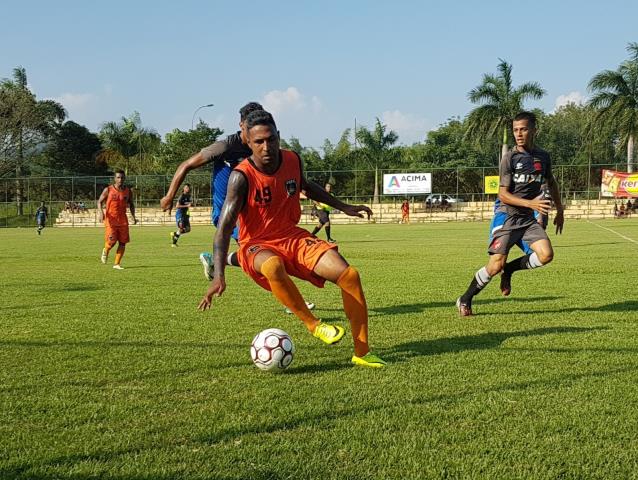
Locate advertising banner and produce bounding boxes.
[484,176,499,194]
[601,169,638,198]
[383,173,432,194]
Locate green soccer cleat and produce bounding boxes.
[351,352,387,368]
[312,322,345,345]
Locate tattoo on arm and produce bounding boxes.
[213,171,247,277]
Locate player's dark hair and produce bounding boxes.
[239,102,264,121]
[184,183,191,188]
[115,169,125,176]
[245,110,277,132]
[514,111,537,128]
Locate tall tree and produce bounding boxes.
[0,66,66,213]
[160,120,223,173]
[98,112,161,174]
[466,59,545,161]
[355,118,399,203]
[588,42,638,172]
[40,121,105,175]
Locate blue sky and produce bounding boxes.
[2,0,637,148]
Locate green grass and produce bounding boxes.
[2,220,638,479]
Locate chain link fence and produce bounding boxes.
[0,163,625,228]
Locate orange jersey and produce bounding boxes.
[234,150,302,242]
[105,185,131,227]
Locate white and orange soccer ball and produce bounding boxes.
[250,328,295,371]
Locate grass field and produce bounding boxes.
[2,220,638,480]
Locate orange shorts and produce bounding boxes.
[105,224,130,245]
[237,227,338,291]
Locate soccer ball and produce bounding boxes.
[250,328,295,371]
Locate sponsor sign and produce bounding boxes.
[383,173,432,194]
[484,176,499,194]
[601,169,638,198]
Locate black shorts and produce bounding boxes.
[316,210,330,225]
[488,217,549,255]
[176,215,190,230]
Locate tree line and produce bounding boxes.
[1,42,636,208]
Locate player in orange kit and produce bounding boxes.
[198,110,385,368]
[98,170,137,270]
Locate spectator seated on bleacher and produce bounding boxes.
[615,202,626,218]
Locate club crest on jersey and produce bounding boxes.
[285,179,297,197]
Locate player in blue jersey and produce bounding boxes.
[161,102,262,275]
[161,102,315,312]
[35,201,48,235]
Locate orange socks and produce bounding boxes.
[114,244,125,265]
[337,266,369,357]
[103,241,114,255]
[261,256,320,332]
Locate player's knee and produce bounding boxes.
[486,263,502,277]
[538,250,554,265]
[261,256,286,280]
[337,265,361,288]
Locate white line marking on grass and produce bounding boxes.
[587,220,638,245]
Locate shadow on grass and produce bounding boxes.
[0,302,64,311]
[58,284,101,292]
[384,326,605,361]
[512,300,638,315]
[3,358,633,480]
[315,296,563,317]
[123,264,200,269]
[368,296,562,316]
[555,241,624,248]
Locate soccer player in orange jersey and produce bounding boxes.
[98,170,137,270]
[198,111,385,368]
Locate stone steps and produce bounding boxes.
[54,200,625,227]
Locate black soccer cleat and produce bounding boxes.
[456,297,473,317]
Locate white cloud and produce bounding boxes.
[261,87,322,116]
[554,91,585,111]
[45,92,99,129]
[381,110,431,144]
[52,92,96,113]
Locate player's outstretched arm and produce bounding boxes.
[302,176,372,219]
[548,175,564,234]
[161,152,207,212]
[198,171,247,311]
[97,187,109,223]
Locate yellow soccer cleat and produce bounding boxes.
[351,352,387,368]
[312,322,345,345]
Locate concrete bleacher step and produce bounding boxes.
[54,201,625,226]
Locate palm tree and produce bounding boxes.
[466,59,545,161]
[355,118,398,203]
[588,42,638,173]
[0,66,66,213]
[98,112,161,174]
